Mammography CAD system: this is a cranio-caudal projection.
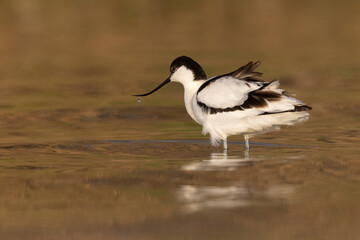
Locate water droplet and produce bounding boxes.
[137,97,141,103]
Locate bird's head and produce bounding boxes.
[133,56,206,97]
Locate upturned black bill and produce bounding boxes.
[133,78,170,97]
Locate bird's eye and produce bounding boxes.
[170,66,176,73]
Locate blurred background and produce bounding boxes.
[0,1,359,240]
[0,0,359,112]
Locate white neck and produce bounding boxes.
[182,80,205,124]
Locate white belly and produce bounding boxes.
[197,108,310,146]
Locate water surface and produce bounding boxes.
[0,1,359,240]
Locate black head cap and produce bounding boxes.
[170,56,207,80]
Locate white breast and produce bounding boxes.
[182,80,206,125]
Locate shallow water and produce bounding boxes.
[0,1,360,240]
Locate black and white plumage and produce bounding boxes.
[134,56,311,150]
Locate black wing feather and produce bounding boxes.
[197,61,263,94]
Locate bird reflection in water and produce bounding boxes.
[178,151,295,214]
[177,184,295,214]
[182,151,254,171]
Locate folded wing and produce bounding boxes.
[196,61,311,115]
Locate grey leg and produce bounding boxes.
[223,139,228,152]
[244,148,249,160]
[244,135,250,150]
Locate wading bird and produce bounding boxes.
[134,56,311,151]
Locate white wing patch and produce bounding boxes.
[197,77,262,109]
